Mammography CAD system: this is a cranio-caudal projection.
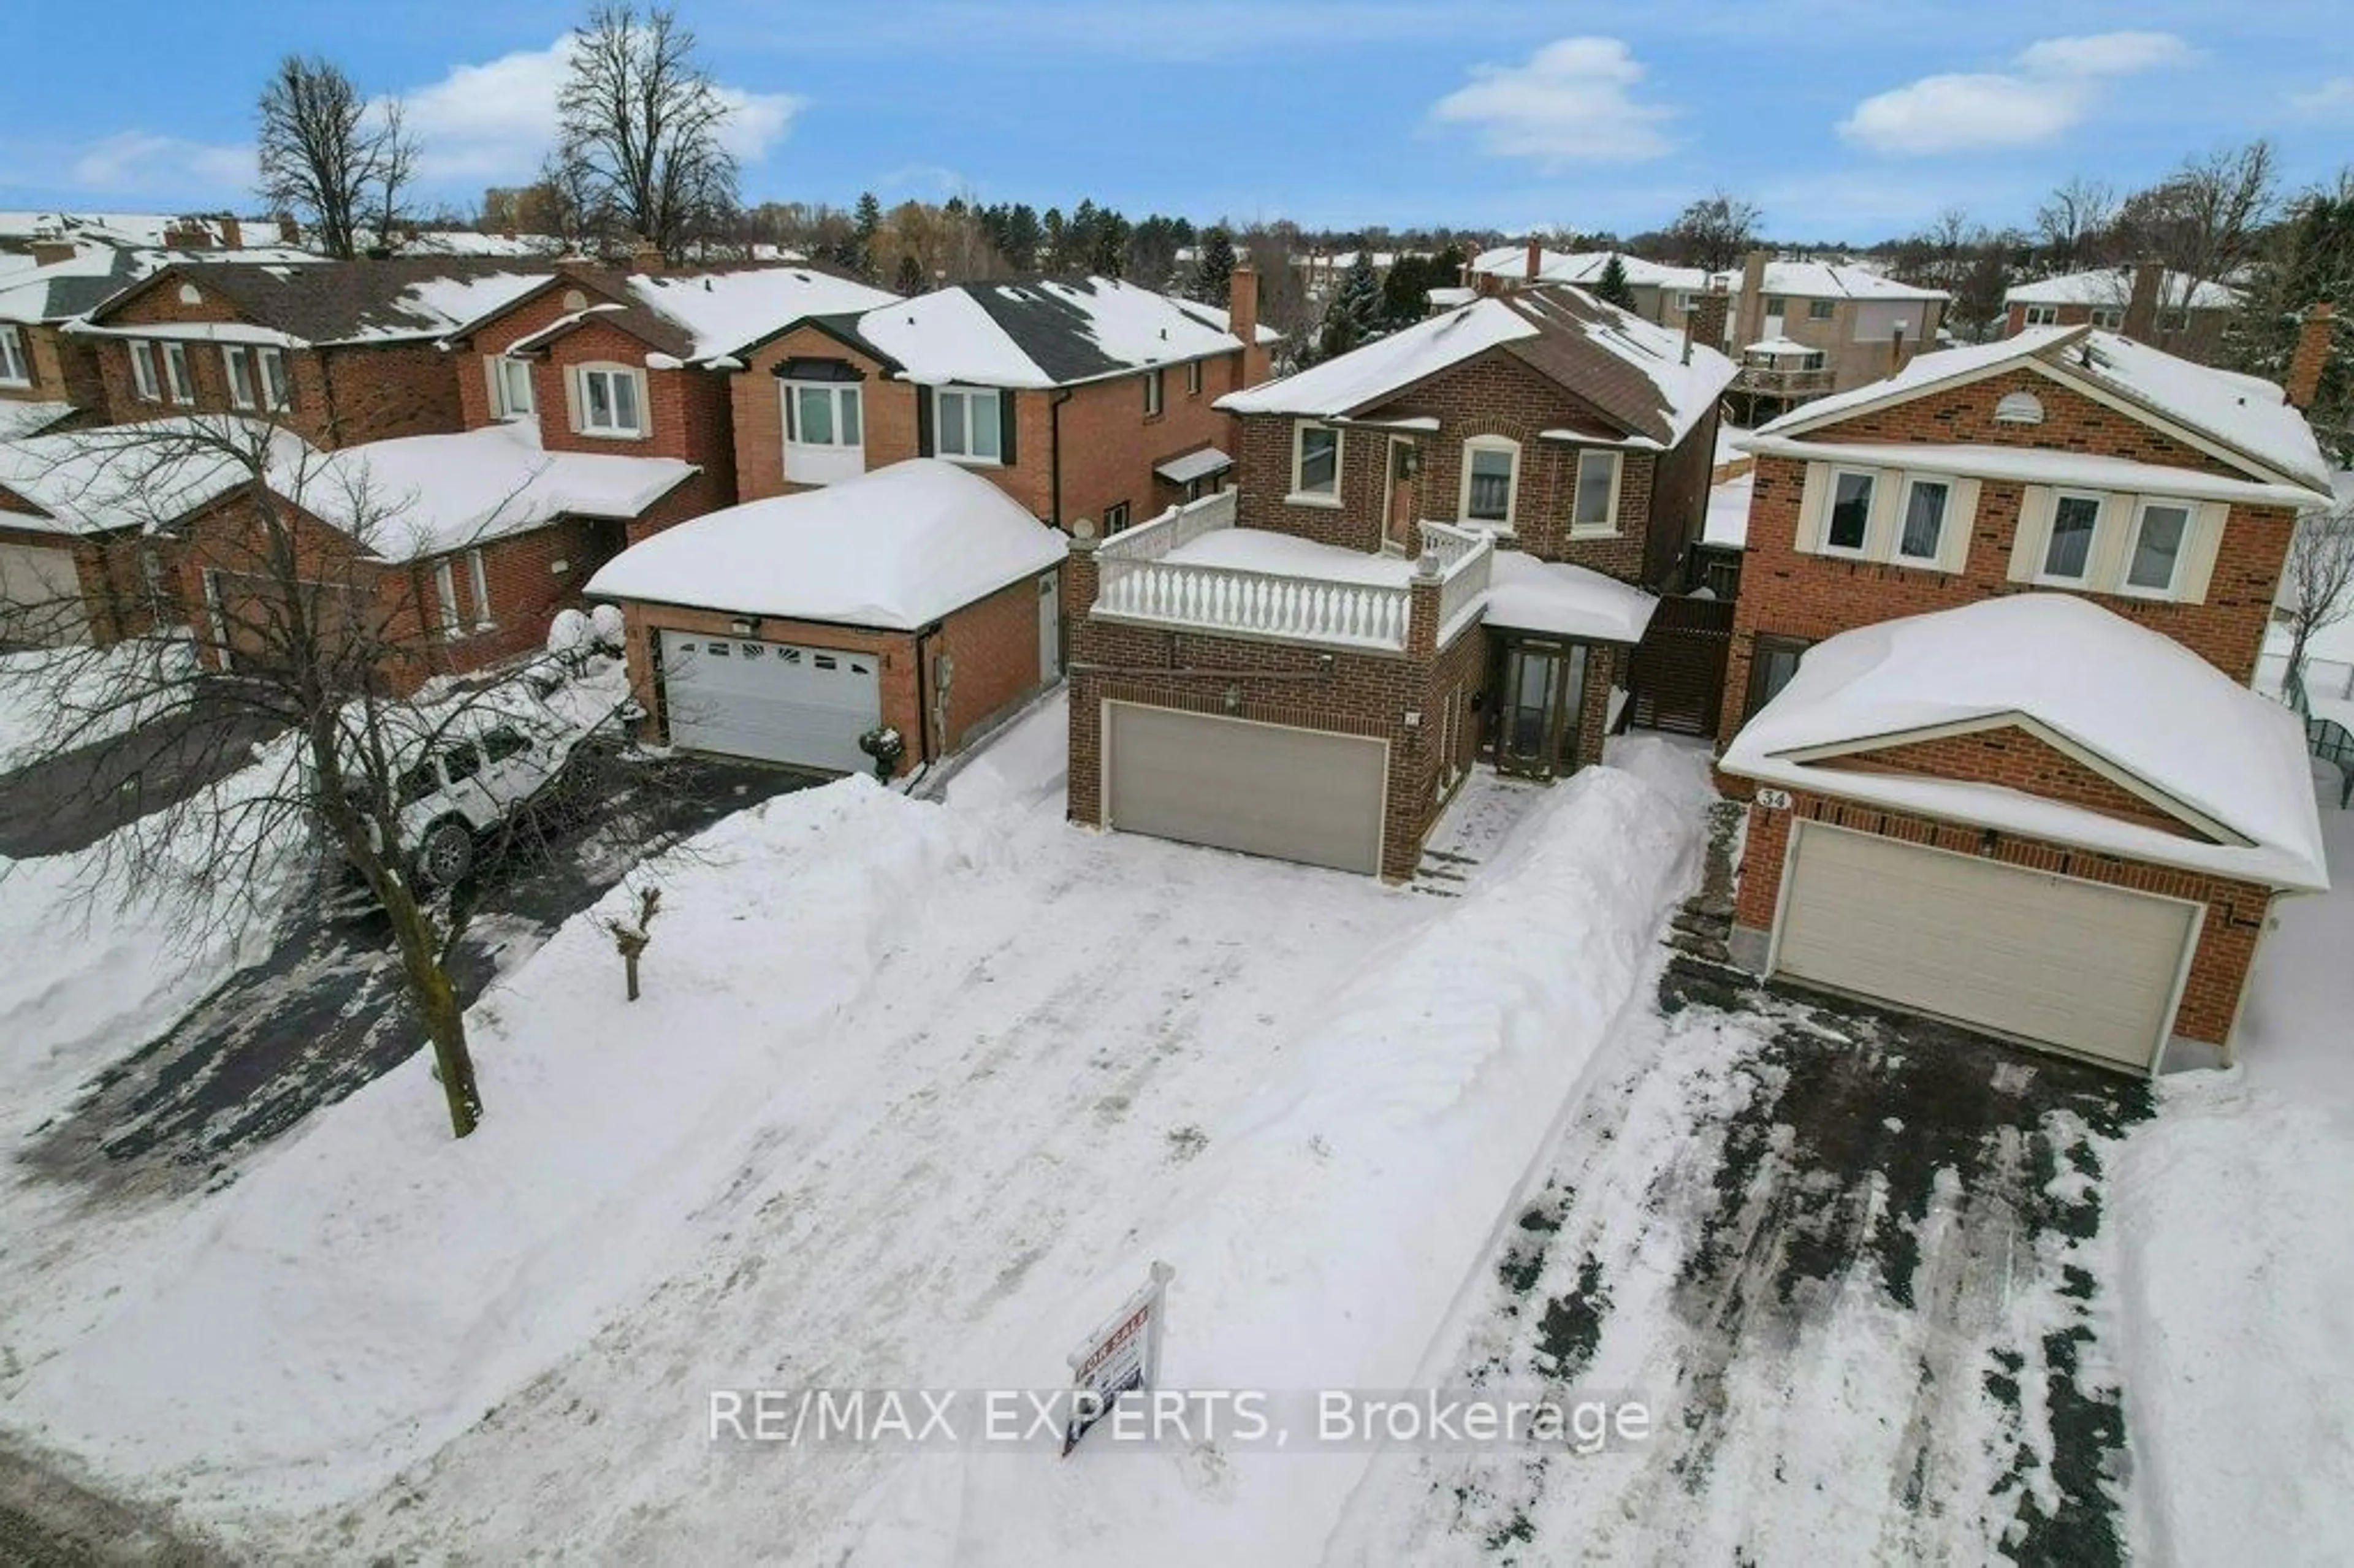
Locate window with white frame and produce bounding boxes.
[1895,477,1950,563]
[1807,299,1835,321]
[1292,421,1340,501]
[1186,359,1203,397]
[2022,303,2059,325]
[434,559,462,638]
[1144,366,1164,418]
[129,340,161,402]
[0,325,27,386]
[934,386,1002,463]
[493,356,535,419]
[257,346,291,410]
[577,365,643,436]
[1572,449,1620,535]
[2040,493,2102,582]
[785,381,862,447]
[2125,499,2193,593]
[1824,470,1876,554]
[1104,501,1130,533]
[1460,436,1518,528]
[2090,307,2124,330]
[223,346,257,409]
[466,549,492,629]
[162,342,194,405]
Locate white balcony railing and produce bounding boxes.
[1091,491,1494,654]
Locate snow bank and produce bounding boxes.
[0,634,198,769]
[0,733,299,1133]
[847,764,1702,1566]
[2,777,988,1510]
[2115,807,2354,1565]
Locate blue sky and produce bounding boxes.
[2,1,2348,241]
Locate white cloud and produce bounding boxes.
[1429,38,1675,166]
[1839,30,2192,156]
[2290,75,2354,118]
[67,132,254,197]
[398,38,801,187]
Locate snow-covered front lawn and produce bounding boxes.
[0,694,1704,1559]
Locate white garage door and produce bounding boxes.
[658,630,882,773]
[0,541,89,645]
[1774,821,2201,1071]
[1104,701,1387,875]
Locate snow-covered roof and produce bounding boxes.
[1721,594,2328,890]
[2006,268,2242,312]
[584,458,1064,630]
[1752,325,2335,500]
[1221,286,1735,449]
[847,278,1268,389]
[1727,260,1948,303]
[1744,337,1818,358]
[80,257,557,348]
[0,401,75,440]
[1480,551,1659,642]
[285,423,698,562]
[623,268,899,362]
[1703,473,1754,547]
[0,416,308,535]
[0,245,322,325]
[1153,446,1232,485]
[1468,247,1707,291]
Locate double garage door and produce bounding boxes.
[1773,822,2202,1072]
[1103,702,1387,876]
[0,541,88,645]
[658,630,881,774]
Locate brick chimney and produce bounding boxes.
[1733,249,1769,349]
[276,216,302,246]
[28,239,75,268]
[1230,262,1265,387]
[1524,235,1542,286]
[2122,260,2163,342]
[1686,286,1731,357]
[631,237,666,275]
[162,218,212,251]
[2287,302,2335,411]
[219,216,242,250]
[1890,321,1909,372]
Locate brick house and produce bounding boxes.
[70,257,555,446]
[437,262,899,535]
[1715,320,2339,1073]
[1064,284,1734,880]
[169,420,698,693]
[0,248,139,438]
[726,271,1276,532]
[586,459,1065,775]
[2002,265,2241,364]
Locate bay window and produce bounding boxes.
[787,381,863,447]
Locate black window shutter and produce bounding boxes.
[916,389,935,456]
[999,389,1018,466]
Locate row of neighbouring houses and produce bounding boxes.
[0,241,1275,774]
[1059,265,2342,1080]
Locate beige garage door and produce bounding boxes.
[1105,702,1387,875]
[1775,822,2200,1071]
[0,540,89,645]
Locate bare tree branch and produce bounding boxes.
[550,4,741,259]
[256,55,417,261]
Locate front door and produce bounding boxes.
[1384,437,1418,554]
[1491,637,1591,780]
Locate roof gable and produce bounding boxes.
[87,258,557,346]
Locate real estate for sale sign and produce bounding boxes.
[1062,1262,1174,1455]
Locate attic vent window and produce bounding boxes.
[177,283,202,305]
[1994,391,2044,425]
[562,289,588,311]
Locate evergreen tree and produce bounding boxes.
[1040,207,1068,273]
[852,190,882,278]
[1089,208,1131,278]
[894,253,924,295]
[2231,186,2354,463]
[1004,203,1042,271]
[1379,254,1433,325]
[1319,251,1385,360]
[1593,253,1639,311]
[1191,227,1238,305]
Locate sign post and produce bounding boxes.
[1061,1261,1174,1456]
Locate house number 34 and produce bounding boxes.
[1754,788,1793,810]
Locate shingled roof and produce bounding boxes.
[1221,284,1736,449]
[83,257,557,348]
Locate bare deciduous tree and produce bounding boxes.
[2281,501,2354,710]
[1665,191,1763,273]
[552,3,739,259]
[0,419,649,1138]
[2035,177,2117,270]
[257,55,418,261]
[2114,140,2279,304]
